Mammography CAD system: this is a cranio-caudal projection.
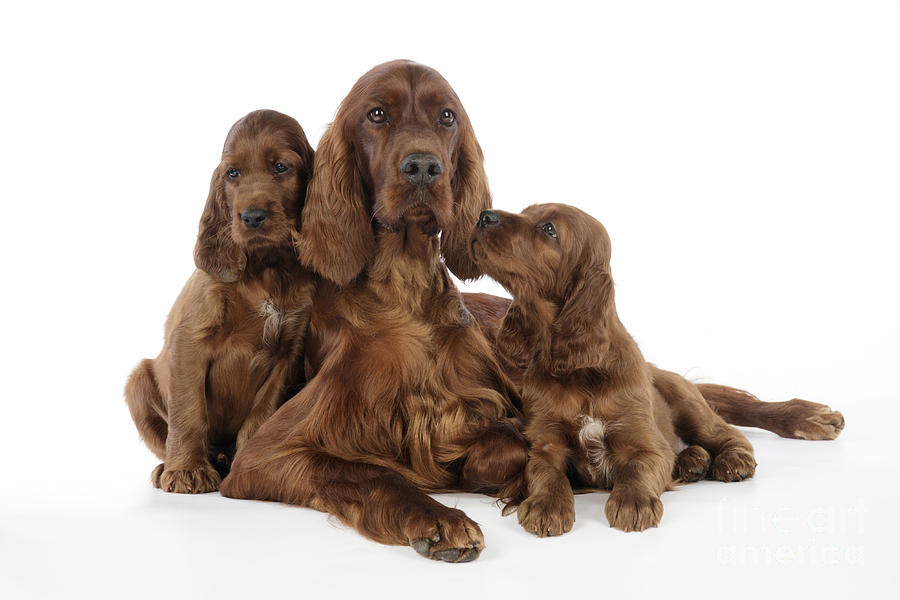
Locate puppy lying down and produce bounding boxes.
[470,203,757,535]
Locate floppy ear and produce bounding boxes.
[444,119,491,280]
[194,168,246,282]
[549,268,613,377]
[290,128,316,217]
[295,123,374,286]
[497,300,542,369]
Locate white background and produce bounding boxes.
[1,1,898,598]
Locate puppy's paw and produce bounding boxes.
[605,489,663,532]
[774,399,845,440]
[517,492,575,537]
[408,507,484,563]
[673,445,711,483]
[157,464,221,494]
[708,448,756,482]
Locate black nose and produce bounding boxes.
[400,153,443,186]
[478,210,500,228]
[241,208,268,229]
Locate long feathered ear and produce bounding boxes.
[497,300,542,369]
[549,268,613,377]
[194,168,245,282]
[295,123,374,286]
[444,119,491,280]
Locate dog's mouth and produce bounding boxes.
[375,186,451,237]
[233,218,293,248]
[468,229,518,289]
[468,229,500,274]
[469,226,491,262]
[401,202,439,236]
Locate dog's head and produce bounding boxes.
[194,109,315,282]
[296,60,491,286]
[471,203,615,376]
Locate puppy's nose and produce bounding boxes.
[400,153,443,186]
[241,208,268,229]
[477,210,500,228]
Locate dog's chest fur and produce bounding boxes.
[258,296,307,350]
[577,415,614,487]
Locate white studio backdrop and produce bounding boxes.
[1,1,898,598]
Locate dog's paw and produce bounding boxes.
[774,399,845,440]
[517,492,575,537]
[605,489,663,532]
[156,464,221,494]
[708,448,756,482]
[673,445,711,483]
[408,507,484,563]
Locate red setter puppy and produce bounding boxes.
[471,203,844,535]
[220,61,527,562]
[125,110,317,493]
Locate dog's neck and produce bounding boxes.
[366,222,452,315]
[514,294,639,381]
[239,246,306,295]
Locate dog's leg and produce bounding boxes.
[235,358,294,455]
[221,426,484,562]
[222,377,484,562]
[651,368,757,482]
[125,359,168,461]
[695,382,845,440]
[602,402,674,532]
[153,344,220,494]
[459,422,528,500]
[514,427,575,537]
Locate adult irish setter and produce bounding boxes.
[471,204,769,535]
[125,110,317,493]
[220,61,528,563]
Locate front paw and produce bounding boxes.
[605,489,663,532]
[407,507,484,563]
[517,492,575,537]
[153,463,221,494]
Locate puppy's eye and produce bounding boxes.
[274,162,288,174]
[540,222,558,238]
[368,108,387,124]
[226,168,240,179]
[439,109,455,126]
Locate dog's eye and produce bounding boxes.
[226,168,240,179]
[439,109,455,126]
[273,162,288,174]
[368,108,387,124]
[540,222,558,238]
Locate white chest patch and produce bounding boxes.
[578,415,612,483]
[259,297,283,347]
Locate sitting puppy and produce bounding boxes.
[125,110,317,493]
[470,203,757,534]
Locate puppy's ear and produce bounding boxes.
[497,300,542,369]
[194,168,246,282]
[445,117,491,280]
[549,268,613,377]
[295,123,374,286]
[290,126,316,216]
